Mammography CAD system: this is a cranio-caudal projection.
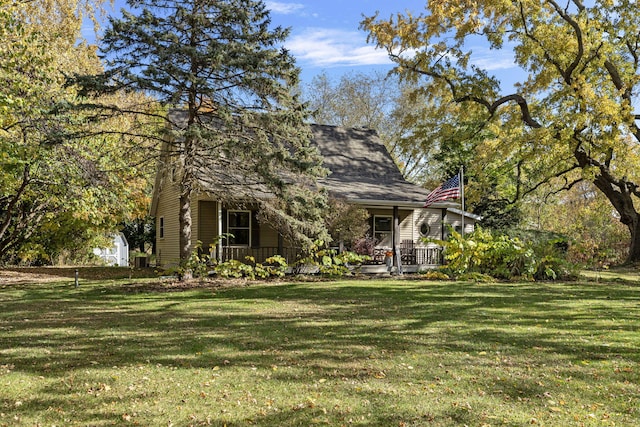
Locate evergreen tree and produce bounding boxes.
[95,0,328,274]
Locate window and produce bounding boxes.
[373,215,392,245]
[419,221,431,237]
[227,210,251,246]
[159,217,164,239]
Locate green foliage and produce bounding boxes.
[173,242,290,281]
[420,270,451,280]
[173,242,211,280]
[431,226,577,281]
[0,1,155,265]
[294,239,370,277]
[121,216,155,253]
[214,259,255,279]
[457,272,495,283]
[524,184,629,268]
[212,255,289,280]
[362,1,640,262]
[253,255,288,279]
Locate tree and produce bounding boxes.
[121,216,156,254]
[0,0,151,264]
[362,1,640,263]
[323,198,369,252]
[91,0,327,274]
[523,181,629,267]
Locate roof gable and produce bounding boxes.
[310,124,433,206]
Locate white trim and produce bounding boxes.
[447,207,482,221]
[349,199,460,209]
[217,202,223,261]
[373,215,393,246]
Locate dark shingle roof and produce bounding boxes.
[311,124,433,206]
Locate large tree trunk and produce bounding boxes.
[178,136,196,280]
[179,184,193,279]
[626,220,640,264]
[574,148,640,263]
[592,169,640,264]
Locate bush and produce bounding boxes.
[175,241,290,280]
[420,270,451,280]
[213,255,290,280]
[429,226,578,281]
[352,235,376,257]
[294,239,370,276]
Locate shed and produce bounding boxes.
[93,233,129,267]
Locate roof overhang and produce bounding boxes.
[347,198,460,209]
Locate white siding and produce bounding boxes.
[414,208,445,247]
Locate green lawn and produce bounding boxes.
[1,274,639,426]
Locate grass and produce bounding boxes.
[1,274,639,426]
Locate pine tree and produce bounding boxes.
[98,0,328,273]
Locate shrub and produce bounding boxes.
[457,272,495,283]
[173,241,212,279]
[420,270,451,280]
[214,258,255,279]
[352,235,376,257]
[294,239,370,276]
[428,226,577,281]
[175,240,290,280]
[252,255,288,279]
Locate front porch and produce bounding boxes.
[215,245,443,273]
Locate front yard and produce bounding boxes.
[0,272,638,426]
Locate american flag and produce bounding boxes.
[423,173,461,207]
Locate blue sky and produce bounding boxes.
[85,0,520,89]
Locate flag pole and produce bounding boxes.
[460,165,465,238]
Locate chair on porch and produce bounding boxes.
[400,240,416,265]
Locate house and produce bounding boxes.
[150,124,478,272]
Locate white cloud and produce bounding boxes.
[287,28,392,67]
[469,46,517,71]
[265,1,305,15]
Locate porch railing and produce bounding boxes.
[409,247,443,266]
[217,245,443,266]
[218,246,301,264]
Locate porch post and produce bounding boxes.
[393,205,403,275]
[441,208,447,265]
[217,201,223,262]
[278,233,284,256]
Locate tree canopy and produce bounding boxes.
[0,0,153,264]
[363,0,640,262]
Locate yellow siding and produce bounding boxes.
[155,179,181,267]
[197,200,219,252]
[260,223,280,248]
[445,211,475,234]
[399,210,413,243]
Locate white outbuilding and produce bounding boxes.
[93,233,129,267]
